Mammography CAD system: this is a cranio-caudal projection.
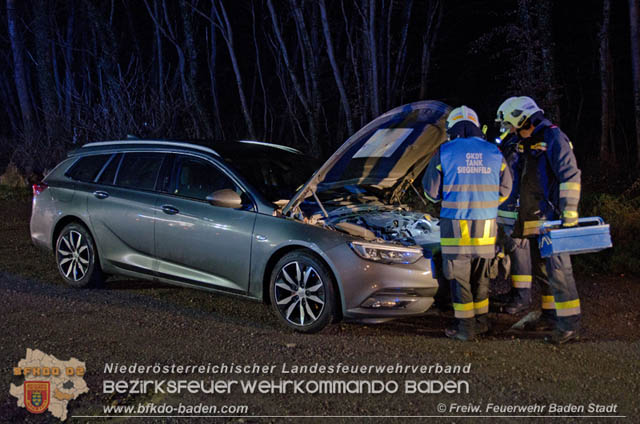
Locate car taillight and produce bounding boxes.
[32,183,48,196]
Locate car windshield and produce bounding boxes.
[223,151,319,202]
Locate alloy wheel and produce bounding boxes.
[273,261,326,326]
[57,230,90,282]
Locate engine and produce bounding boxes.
[329,209,440,248]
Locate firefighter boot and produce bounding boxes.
[524,310,556,332]
[504,300,531,315]
[504,287,532,314]
[475,314,490,335]
[445,318,476,341]
[545,328,580,345]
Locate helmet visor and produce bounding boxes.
[499,121,515,132]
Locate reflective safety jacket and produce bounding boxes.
[514,117,581,237]
[497,134,522,227]
[422,136,512,258]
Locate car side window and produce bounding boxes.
[96,153,122,185]
[172,156,239,201]
[115,152,164,191]
[66,154,112,183]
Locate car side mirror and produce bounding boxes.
[206,189,242,209]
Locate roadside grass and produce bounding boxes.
[574,192,640,275]
[0,194,59,284]
[0,185,31,202]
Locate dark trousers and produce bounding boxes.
[508,236,532,305]
[530,241,581,331]
[443,257,490,320]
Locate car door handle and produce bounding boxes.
[93,190,109,199]
[161,205,180,215]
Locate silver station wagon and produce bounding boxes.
[30,101,449,332]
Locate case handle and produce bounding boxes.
[542,216,605,229]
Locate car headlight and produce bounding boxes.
[349,241,424,264]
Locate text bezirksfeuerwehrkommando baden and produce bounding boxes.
[104,362,471,376]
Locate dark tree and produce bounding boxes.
[6,0,34,140]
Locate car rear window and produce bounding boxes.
[115,153,164,191]
[66,154,112,182]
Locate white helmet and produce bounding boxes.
[495,96,544,130]
[446,105,480,129]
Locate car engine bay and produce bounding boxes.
[324,208,440,249]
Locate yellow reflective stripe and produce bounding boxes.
[445,220,494,246]
[474,299,489,314]
[511,275,532,282]
[555,299,580,310]
[441,237,496,246]
[454,302,476,318]
[474,298,488,309]
[560,181,580,201]
[556,299,581,317]
[460,220,470,240]
[436,164,442,171]
[453,302,474,311]
[559,182,581,191]
[523,220,544,236]
[512,275,532,289]
[424,191,440,203]
[498,210,518,219]
[542,295,556,310]
[441,220,496,246]
[501,162,506,171]
[524,220,543,229]
[563,210,579,218]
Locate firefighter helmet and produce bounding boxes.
[446,105,480,129]
[495,96,543,130]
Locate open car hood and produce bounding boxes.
[283,100,451,216]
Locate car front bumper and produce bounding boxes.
[324,243,439,321]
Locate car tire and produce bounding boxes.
[269,251,336,333]
[55,223,104,288]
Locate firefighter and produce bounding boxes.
[495,96,582,344]
[423,106,512,341]
[494,98,533,315]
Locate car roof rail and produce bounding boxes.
[81,140,221,157]
[237,140,302,155]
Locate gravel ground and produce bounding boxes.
[1,200,639,423]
